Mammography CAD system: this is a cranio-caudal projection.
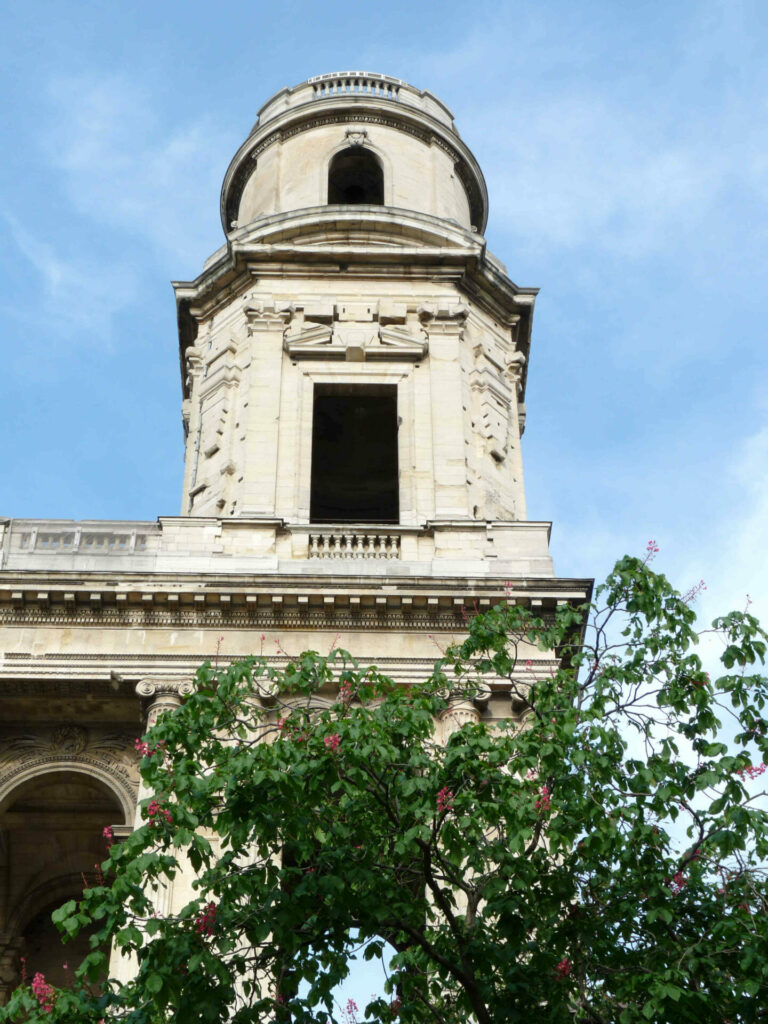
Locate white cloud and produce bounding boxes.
[43,75,238,271]
[686,426,768,643]
[375,8,768,260]
[2,213,139,340]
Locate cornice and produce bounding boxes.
[0,571,592,631]
[172,207,538,398]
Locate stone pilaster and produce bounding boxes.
[0,938,23,1004]
[181,343,206,514]
[242,298,291,517]
[422,303,470,519]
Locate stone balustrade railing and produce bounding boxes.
[255,73,456,132]
[308,530,402,559]
[309,72,401,100]
[14,527,150,555]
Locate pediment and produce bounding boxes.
[284,320,427,362]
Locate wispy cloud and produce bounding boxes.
[44,75,238,272]
[2,213,139,340]
[688,426,768,633]
[373,6,768,260]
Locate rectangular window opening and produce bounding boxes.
[310,384,399,524]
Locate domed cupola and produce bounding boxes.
[220,72,488,237]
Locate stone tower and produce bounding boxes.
[0,72,591,999]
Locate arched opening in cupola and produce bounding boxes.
[328,149,384,205]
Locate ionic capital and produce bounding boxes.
[136,678,194,728]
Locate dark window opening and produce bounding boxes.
[328,148,384,205]
[310,385,399,523]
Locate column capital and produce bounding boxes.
[136,678,195,700]
[438,682,491,740]
[136,679,194,728]
[418,302,468,335]
[244,297,291,334]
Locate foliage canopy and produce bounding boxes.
[3,553,768,1022]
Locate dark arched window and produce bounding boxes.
[328,148,384,205]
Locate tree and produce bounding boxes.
[3,551,768,1023]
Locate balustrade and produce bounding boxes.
[308,530,401,559]
[309,72,401,100]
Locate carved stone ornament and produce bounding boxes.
[135,678,195,700]
[505,349,526,394]
[0,726,140,813]
[50,723,88,754]
[243,296,291,334]
[283,300,428,361]
[345,128,368,147]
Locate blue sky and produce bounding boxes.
[2,0,768,632]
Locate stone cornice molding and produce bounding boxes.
[173,207,538,399]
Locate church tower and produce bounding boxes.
[0,73,591,999]
[173,71,559,583]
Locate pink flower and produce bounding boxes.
[534,785,551,812]
[103,825,114,848]
[194,901,217,936]
[324,733,341,752]
[134,738,151,756]
[682,579,707,604]
[669,870,686,894]
[342,998,360,1024]
[31,972,56,1013]
[736,762,766,780]
[436,787,454,814]
[554,957,572,978]
[147,800,172,827]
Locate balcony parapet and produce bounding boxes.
[0,517,558,579]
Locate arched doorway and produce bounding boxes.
[0,769,127,999]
